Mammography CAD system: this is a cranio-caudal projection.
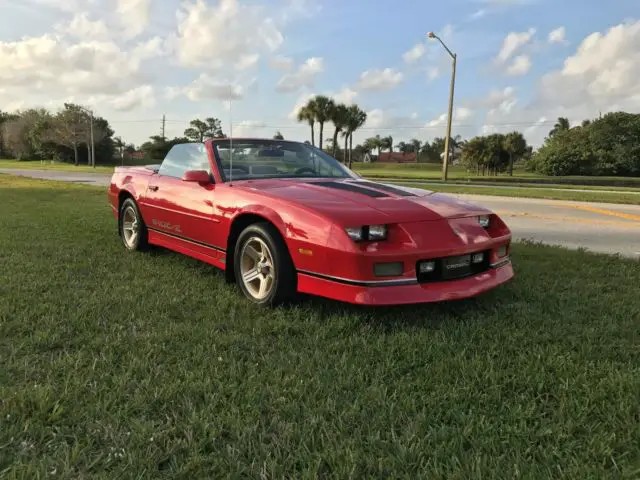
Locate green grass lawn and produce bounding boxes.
[1,175,640,477]
[0,159,117,174]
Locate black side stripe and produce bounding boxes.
[309,181,390,198]
[148,227,226,253]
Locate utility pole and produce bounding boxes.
[90,110,95,168]
[80,106,96,168]
[428,32,457,182]
[162,114,166,141]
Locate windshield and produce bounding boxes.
[213,139,357,181]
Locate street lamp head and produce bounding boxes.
[427,32,436,39]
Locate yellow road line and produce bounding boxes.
[493,211,640,227]
[564,204,640,223]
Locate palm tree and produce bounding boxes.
[309,95,334,151]
[114,136,125,165]
[329,103,349,158]
[503,131,528,176]
[380,135,393,153]
[549,117,570,137]
[296,106,315,147]
[343,105,367,168]
[397,141,410,153]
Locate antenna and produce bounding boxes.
[228,84,233,186]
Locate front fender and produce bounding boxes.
[232,202,334,273]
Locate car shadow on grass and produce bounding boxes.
[142,243,514,330]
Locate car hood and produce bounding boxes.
[235,178,492,224]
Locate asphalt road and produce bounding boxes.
[2,168,639,257]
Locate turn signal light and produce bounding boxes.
[419,261,436,273]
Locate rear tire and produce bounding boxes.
[119,198,149,251]
[234,222,296,306]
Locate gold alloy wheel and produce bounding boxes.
[240,236,275,300]
[122,205,139,249]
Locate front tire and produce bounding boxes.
[119,198,149,251]
[234,223,296,306]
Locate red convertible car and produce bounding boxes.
[108,138,513,306]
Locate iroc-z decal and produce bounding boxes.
[152,219,182,234]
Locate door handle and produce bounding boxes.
[148,185,159,192]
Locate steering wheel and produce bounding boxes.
[294,167,317,176]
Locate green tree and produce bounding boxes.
[273,130,284,140]
[380,135,393,153]
[140,135,190,161]
[461,136,490,175]
[296,106,315,147]
[410,139,422,153]
[309,95,335,152]
[397,141,410,153]
[50,104,88,165]
[549,117,571,138]
[184,117,224,142]
[329,103,348,158]
[531,127,595,176]
[502,131,528,176]
[343,105,367,168]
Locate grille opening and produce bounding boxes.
[417,250,491,283]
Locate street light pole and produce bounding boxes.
[428,32,457,182]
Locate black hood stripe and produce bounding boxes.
[309,181,390,198]
[356,181,417,197]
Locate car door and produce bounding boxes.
[141,143,222,251]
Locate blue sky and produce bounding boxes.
[1,0,639,147]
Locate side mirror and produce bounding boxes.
[181,170,211,184]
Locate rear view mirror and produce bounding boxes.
[181,170,211,184]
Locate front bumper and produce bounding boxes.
[297,260,514,305]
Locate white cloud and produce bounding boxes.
[403,43,425,64]
[357,68,403,92]
[476,21,640,146]
[0,35,146,97]
[132,37,165,61]
[63,13,110,40]
[109,85,156,111]
[269,55,294,72]
[496,28,536,63]
[506,55,532,76]
[23,0,98,11]
[470,9,486,20]
[427,66,441,81]
[549,27,568,45]
[117,0,150,38]
[173,0,283,69]
[233,120,268,137]
[426,107,473,128]
[333,87,358,104]
[179,73,246,101]
[540,21,640,107]
[288,93,315,119]
[235,53,260,70]
[275,57,323,93]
